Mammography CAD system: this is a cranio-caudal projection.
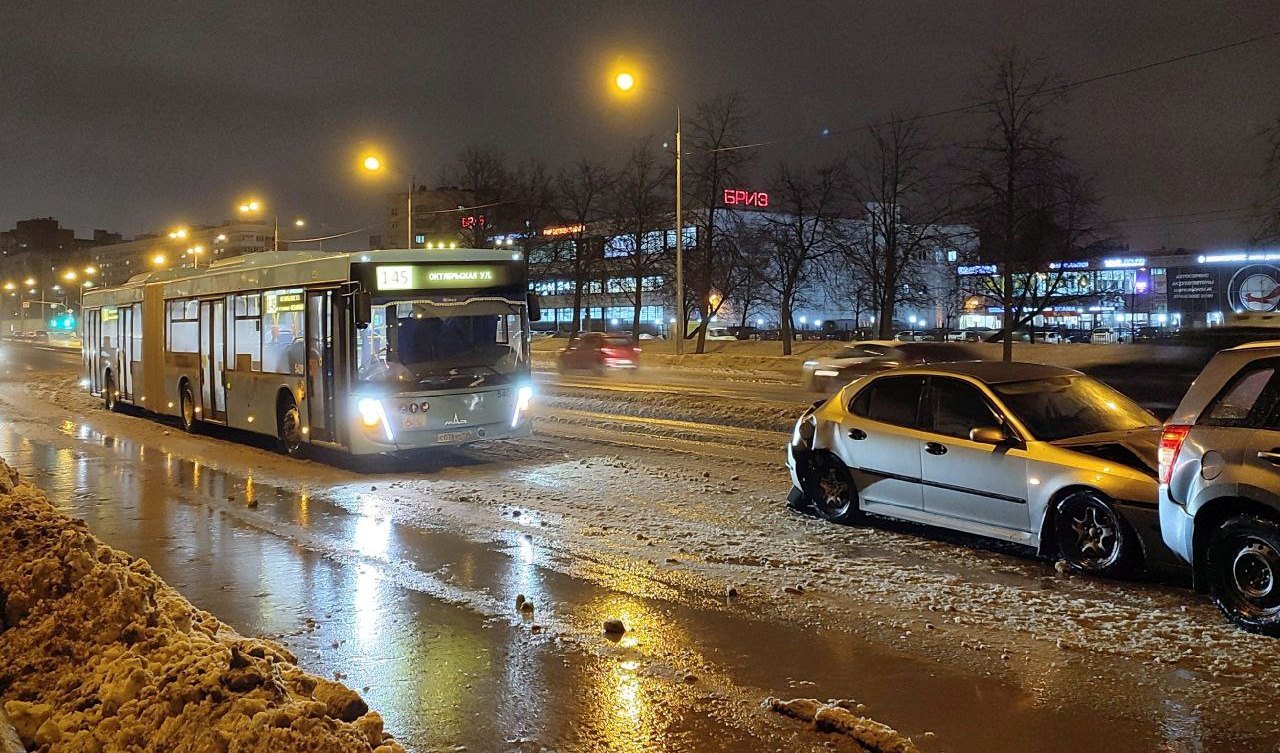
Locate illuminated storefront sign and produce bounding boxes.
[1102,256,1146,269]
[460,215,486,229]
[1198,251,1280,264]
[541,224,585,237]
[957,264,997,275]
[722,188,770,207]
[1048,260,1090,270]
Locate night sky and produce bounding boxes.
[3,1,1277,251]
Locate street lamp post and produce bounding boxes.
[362,155,416,248]
[614,71,685,354]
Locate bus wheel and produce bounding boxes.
[179,382,197,433]
[276,397,305,457]
[103,373,119,412]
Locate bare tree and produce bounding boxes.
[607,137,672,335]
[844,114,958,339]
[959,47,1096,361]
[1254,117,1280,244]
[756,161,848,355]
[554,159,614,335]
[442,146,513,248]
[685,93,756,353]
[963,167,1105,347]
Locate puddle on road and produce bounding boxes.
[0,404,1269,750]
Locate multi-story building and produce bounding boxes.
[89,220,277,288]
[955,246,1280,334]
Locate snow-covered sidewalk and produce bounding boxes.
[0,460,404,753]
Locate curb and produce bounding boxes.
[0,707,26,753]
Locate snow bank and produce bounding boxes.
[0,460,404,753]
[764,697,920,753]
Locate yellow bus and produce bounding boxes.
[81,247,538,455]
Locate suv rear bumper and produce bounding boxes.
[1159,490,1195,565]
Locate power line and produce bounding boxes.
[708,30,1280,153]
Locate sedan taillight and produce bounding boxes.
[1159,425,1192,485]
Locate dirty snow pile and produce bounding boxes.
[764,697,920,753]
[0,460,404,753]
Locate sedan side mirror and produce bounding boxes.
[969,426,1008,445]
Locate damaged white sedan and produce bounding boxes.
[787,361,1175,576]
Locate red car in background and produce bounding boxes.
[557,332,641,373]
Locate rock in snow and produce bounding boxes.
[602,618,627,635]
[0,460,405,753]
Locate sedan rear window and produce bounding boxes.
[850,376,925,428]
[993,376,1157,441]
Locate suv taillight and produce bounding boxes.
[1159,425,1192,485]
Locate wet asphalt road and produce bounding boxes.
[0,341,1271,752]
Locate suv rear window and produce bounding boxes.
[1204,365,1279,427]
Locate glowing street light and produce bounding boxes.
[62,270,77,282]
[84,265,97,275]
[362,152,418,248]
[2,282,13,292]
[613,68,686,354]
[294,218,306,228]
[152,253,168,267]
[168,227,188,240]
[23,277,35,287]
[240,198,281,251]
[214,233,227,243]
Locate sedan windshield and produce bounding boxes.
[355,299,528,391]
[993,376,1158,441]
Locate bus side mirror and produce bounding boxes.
[527,293,542,322]
[354,291,372,330]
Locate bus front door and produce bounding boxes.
[200,299,227,421]
[306,291,334,442]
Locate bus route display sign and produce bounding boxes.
[364,263,517,294]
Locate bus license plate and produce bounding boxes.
[436,430,471,444]
[401,414,427,430]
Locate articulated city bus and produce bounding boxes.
[80,248,539,455]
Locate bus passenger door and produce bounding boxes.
[85,309,100,394]
[200,299,227,422]
[118,306,134,400]
[306,291,334,442]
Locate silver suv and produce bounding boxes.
[1161,341,1280,635]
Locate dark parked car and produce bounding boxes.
[557,332,640,373]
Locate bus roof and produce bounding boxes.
[121,247,522,287]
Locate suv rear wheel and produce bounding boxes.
[1207,515,1280,636]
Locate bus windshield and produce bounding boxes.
[355,299,528,391]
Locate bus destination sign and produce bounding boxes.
[373,264,512,292]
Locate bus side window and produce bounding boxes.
[232,294,262,371]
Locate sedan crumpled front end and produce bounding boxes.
[786,399,826,498]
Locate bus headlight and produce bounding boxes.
[357,398,394,442]
[512,385,534,427]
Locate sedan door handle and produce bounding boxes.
[1258,450,1280,464]
[848,428,867,440]
[925,441,948,456]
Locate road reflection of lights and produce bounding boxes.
[354,564,382,649]
[354,495,390,558]
[518,535,534,564]
[192,462,201,490]
[298,489,310,527]
[244,476,255,506]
